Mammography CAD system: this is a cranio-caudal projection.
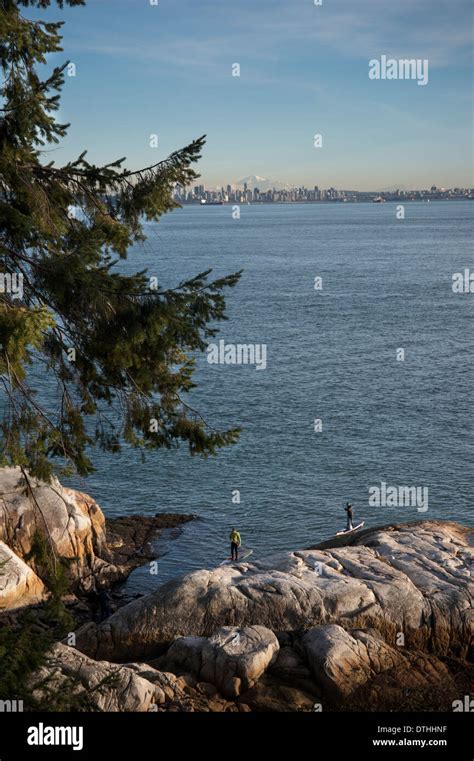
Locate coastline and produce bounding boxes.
[0,471,472,714]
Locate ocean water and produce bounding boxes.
[65,201,473,594]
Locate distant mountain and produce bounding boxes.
[234,175,292,192]
[378,185,410,192]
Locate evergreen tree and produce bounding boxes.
[0,0,241,480]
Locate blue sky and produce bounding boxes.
[35,0,473,189]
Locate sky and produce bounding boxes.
[31,0,473,190]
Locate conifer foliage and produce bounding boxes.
[0,0,242,480]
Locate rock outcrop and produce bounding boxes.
[0,539,46,610]
[74,520,473,664]
[3,503,472,711]
[31,643,159,711]
[160,625,280,698]
[63,520,472,711]
[30,643,244,712]
[0,467,120,600]
[106,514,194,567]
[0,467,194,610]
[300,624,454,702]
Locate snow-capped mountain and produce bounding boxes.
[234,176,292,192]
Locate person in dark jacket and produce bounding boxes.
[98,588,113,621]
[344,502,354,531]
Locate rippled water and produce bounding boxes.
[64,201,473,593]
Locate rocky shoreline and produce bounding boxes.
[0,467,194,619]
[1,468,473,712]
[106,513,194,569]
[68,519,472,712]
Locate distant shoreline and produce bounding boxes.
[179,196,473,205]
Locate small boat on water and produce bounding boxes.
[372,196,386,203]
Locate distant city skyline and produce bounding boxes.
[176,179,473,205]
[33,0,473,190]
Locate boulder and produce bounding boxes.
[159,635,207,675]
[0,467,120,590]
[30,643,160,711]
[74,521,473,662]
[30,643,240,712]
[301,625,404,700]
[160,626,279,698]
[0,539,45,610]
[301,624,455,704]
[199,626,279,698]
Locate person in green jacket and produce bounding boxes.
[229,527,241,561]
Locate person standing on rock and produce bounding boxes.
[229,527,241,561]
[345,502,354,531]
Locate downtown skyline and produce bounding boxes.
[176,180,473,204]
